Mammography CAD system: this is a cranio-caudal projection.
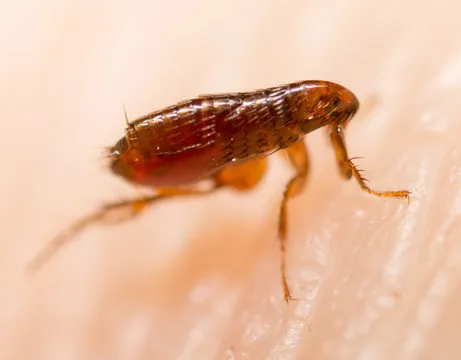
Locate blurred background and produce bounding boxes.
[1,0,461,359]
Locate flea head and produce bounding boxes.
[297,81,359,133]
[324,81,360,126]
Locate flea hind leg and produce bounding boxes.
[279,140,310,303]
[30,158,269,274]
[213,156,268,190]
[27,187,217,273]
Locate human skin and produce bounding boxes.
[1,0,461,359]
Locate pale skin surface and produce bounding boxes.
[1,0,461,359]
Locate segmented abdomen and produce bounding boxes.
[129,82,306,171]
[213,84,304,166]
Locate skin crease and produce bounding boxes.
[1,0,461,359]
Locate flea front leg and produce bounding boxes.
[329,122,411,201]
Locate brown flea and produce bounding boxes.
[29,80,411,302]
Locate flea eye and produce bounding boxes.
[331,96,341,107]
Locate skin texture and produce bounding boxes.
[1,0,461,359]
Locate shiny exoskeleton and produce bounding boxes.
[110,81,357,187]
[29,80,411,303]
